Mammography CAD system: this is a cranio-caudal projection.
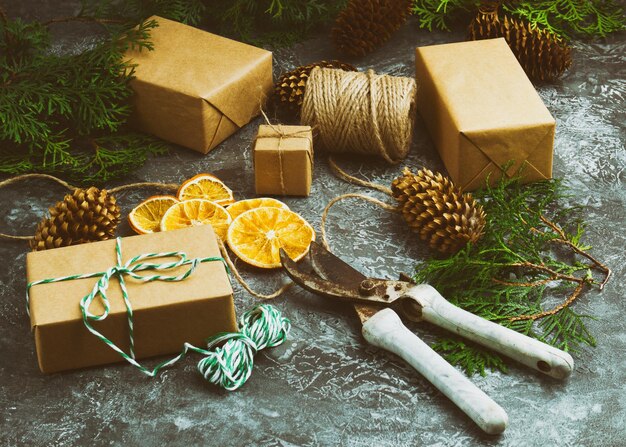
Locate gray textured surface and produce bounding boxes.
[1,4,625,447]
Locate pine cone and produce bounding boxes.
[467,3,572,82]
[274,60,357,116]
[31,187,121,251]
[391,167,486,254]
[332,0,411,57]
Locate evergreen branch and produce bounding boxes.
[42,16,127,26]
[535,214,612,288]
[415,177,609,375]
[410,0,625,39]
[205,0,346,45]
[432,338,508,377]
[0,12,167,183]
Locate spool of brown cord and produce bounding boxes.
[301,67,417,164]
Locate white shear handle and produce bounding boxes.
[362,308,508,435]
[409,285,574,379]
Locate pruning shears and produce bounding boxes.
[279,242,574,435]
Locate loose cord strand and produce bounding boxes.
[219,240,292,300]
[0,173,177,240]
[320,193,399,251]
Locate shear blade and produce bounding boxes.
[309,243,383,323]
[309,241,367,286]
[279,248,360,301]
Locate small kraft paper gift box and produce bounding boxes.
[254,124,313,196]
[26,225,236,374]
[415,38,556,191]
[126,16,273,154]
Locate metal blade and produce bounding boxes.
[280,248,362,302]
[309,241,367,287]
[308,242,382,324]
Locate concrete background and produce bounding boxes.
[1,2,625,446]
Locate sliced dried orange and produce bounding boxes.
[226,198,289,220]
[227,207,315,269]
[160,198,232,240]
[128,195,179,234]
[177,173,234,205]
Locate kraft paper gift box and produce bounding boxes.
[254,124,313,196]
[126,16,273,154]
[415,38,556,191]
[26,226,236,374]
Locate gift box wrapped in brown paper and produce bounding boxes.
[254,124,313,196]
[26,226,236,374]
[415,38,556,191]
[126,16,273,154]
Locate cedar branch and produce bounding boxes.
[510,281,586,321]
[43,16,126,26]
[537,214,612,289]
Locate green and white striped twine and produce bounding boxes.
[26,237,291,391]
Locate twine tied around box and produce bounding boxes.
[259,109,313,195]
[301,67,417,164]
[26,237,291,390]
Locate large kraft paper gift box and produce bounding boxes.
[415,38,556,191]
[254,124,313,196]
[26,226,236,374]
[126,16,273,154]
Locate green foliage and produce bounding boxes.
[78,0,205,26]
[0,13,169,183]
[204,0,347,46]
[411,0,479,31]
[415,177,606,375]
[411,0,625,38]
[432,338,508,376]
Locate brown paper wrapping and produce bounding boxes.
[415,38,555,191]
[126,16,273,154]
[26,226,236,374]
[254,124,313,196]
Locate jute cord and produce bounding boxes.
[328,156,393,195]
[301,68,416,164]
[0,173,177,240]
[219,240,293,300]
[0,172,292,302]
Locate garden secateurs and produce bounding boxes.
[279,242,574,435]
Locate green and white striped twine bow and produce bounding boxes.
[26,237,291,391]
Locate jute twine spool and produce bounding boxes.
[301,67,417,164]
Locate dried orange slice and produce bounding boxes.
[227,207,315,269]
[226,198,289,220]
[160,198,232,240]
[177,173,234,205]
[128,195,179,234]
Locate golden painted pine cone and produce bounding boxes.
[332,0,411,57]
[274,60,357,116]
[467,3,572,82]
[391,167,486,254]
[31,187,121,251]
